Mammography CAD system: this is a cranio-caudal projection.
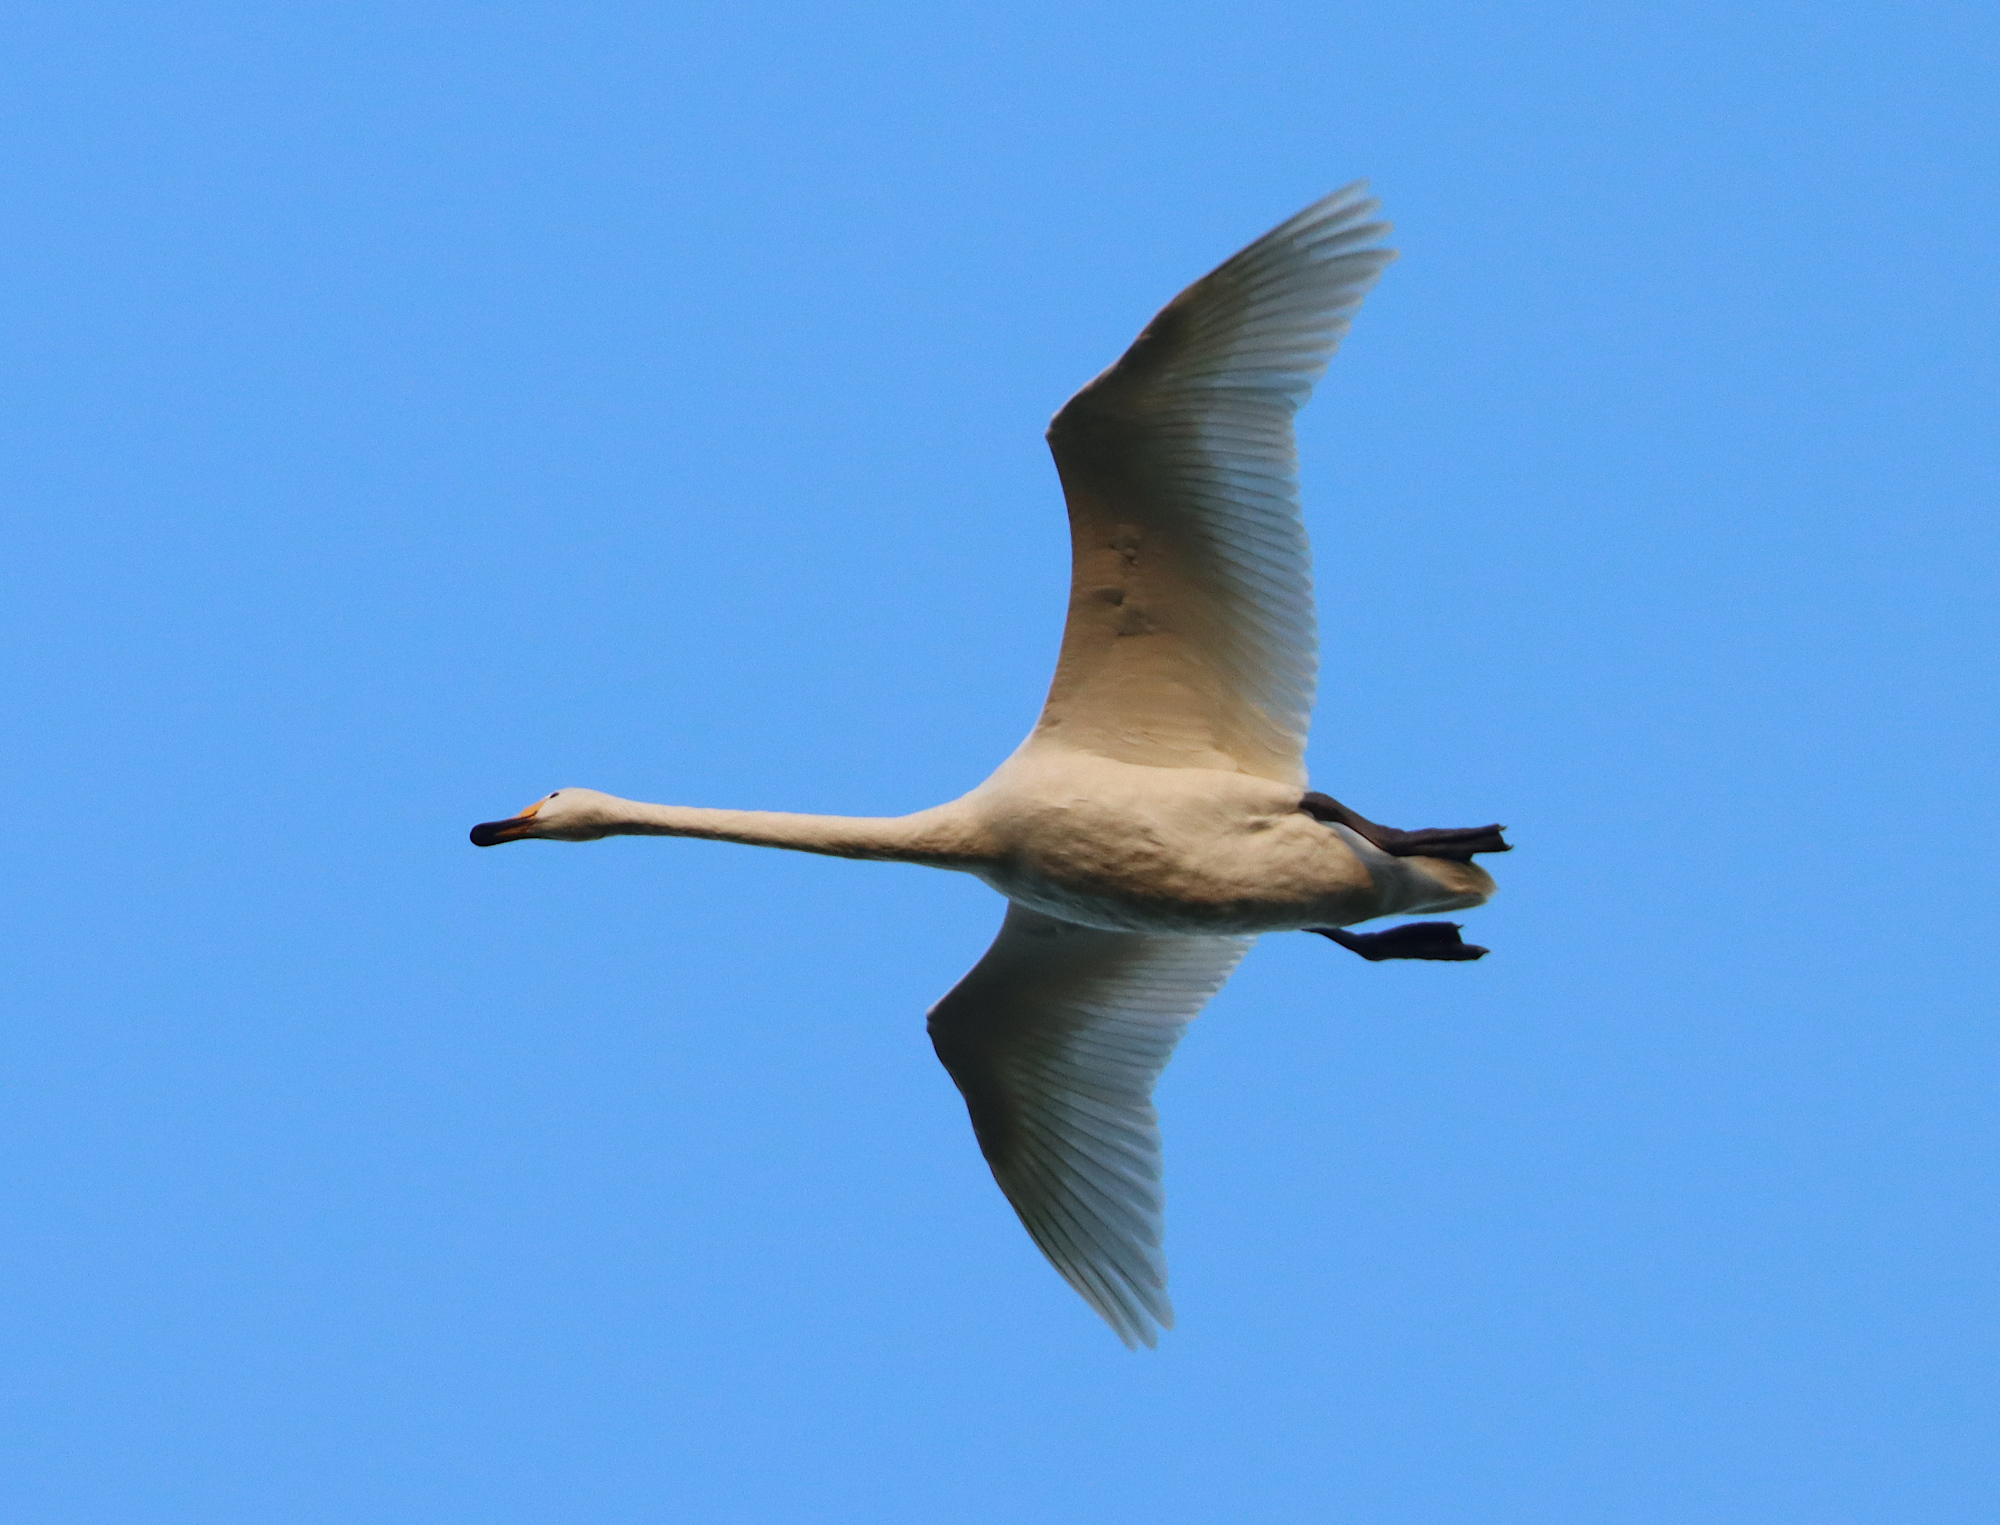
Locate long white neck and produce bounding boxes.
[590,796,984,868]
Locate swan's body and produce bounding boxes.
[518,756,1490,936]
[472,185,1506,1347]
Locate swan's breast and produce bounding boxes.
[959,753,1384,934]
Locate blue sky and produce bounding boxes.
[5,2,1996,1520]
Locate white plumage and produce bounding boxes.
[927,906,1251,1346]
[1037,184,1397,782]
[472,185,1502,1348]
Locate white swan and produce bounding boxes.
[471,184,1509,1348]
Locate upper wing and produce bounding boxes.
[927,903,1252,1348]
[1030,184,1397,784]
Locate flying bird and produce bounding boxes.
[471,184,1510,1347]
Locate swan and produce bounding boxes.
[470,184,1509,1348]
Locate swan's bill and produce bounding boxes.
[469,797,544,847]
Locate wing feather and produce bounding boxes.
[1030,184,1397,781]
[927,904,1251,1347]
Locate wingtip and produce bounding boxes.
[1297,178,1387,227]
[1108,1301,1167,1351]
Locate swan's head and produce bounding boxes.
[469,788,619,846]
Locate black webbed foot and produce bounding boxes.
[1298,791,1511,862]
[1312,922,1489,962]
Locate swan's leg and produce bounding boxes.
[1312,923,1489,962]
[1298,792,1511,862]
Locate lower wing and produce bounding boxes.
[927,903,1251,1347]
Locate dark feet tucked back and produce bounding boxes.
[1298,791,1511,862]
[1312,922,1489,962]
